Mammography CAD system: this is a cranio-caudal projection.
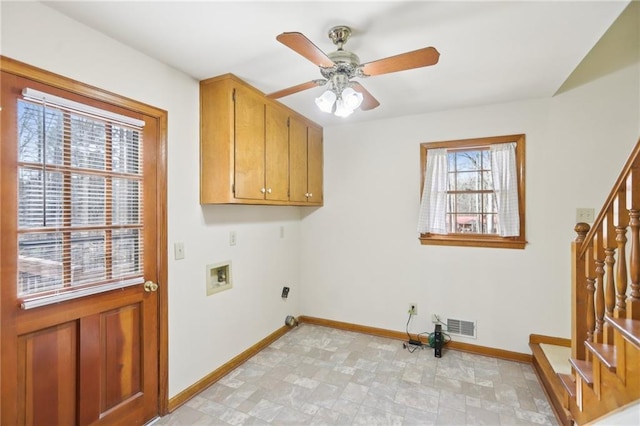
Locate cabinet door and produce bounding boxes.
[234,85,265,200]
[265,104,289,201]
[289,116,308,203]
[307,126,323,204]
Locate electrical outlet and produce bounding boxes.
[432,314,440,323]
[229,231,237,246]
[409,303,418,315]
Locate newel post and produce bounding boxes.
[572,222,590,360]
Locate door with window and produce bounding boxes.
[1,64,166,425]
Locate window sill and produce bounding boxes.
[419,234,527,249]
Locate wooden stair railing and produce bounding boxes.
[567,137,640,424]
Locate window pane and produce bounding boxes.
[71,114,106,170]
[456,193,481,214]
[484,213,498,234]
[482,171,493,190]
[484,193,497,214]
[71,174,105,226]
[71,231,106,286]
[456,171,480,191]
[456,151,481,172]
[113,229,142,278]
[447,152,456,171]
[18,101,64,165]
[18,232,64,295]
[112,126,141,174]
[481,150,490,169]
[19,170,64,228]
[454,214,481,233]
[113,178,140,225]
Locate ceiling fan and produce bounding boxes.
[267,25,440,117]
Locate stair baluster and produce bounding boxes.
[627,204,640,319]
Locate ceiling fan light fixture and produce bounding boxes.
[315,89,337,113]
[315,80,363,117]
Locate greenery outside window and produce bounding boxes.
[418,134,526,249]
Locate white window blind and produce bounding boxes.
[17,88,145,308]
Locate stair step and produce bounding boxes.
[529,340,573,426]
[605,316,640,349]
[558,373,577,398]
[569,358,593,386]
[584,341,617,372]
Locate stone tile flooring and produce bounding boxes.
[155,324,557,425]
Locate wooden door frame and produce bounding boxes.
[0,56,170,416]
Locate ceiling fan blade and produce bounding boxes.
[266,80,322,99]
[276,32,335,68]
[360,47,440,77]
[351,82,380,111]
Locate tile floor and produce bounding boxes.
[155,324,557,425]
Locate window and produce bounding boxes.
[17,88,146,307]
[418,134,526,249]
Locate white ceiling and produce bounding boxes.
[43,0,630,127]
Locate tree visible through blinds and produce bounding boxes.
[17,93,144,300]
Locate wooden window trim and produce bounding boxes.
[419,134,527,249]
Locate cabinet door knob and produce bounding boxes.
[260,188,266,194]
[308,193,313,197]
[304,193,309,197]
[267,188,272,194]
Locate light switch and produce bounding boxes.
[174,242,185,260]
[576,208,595,223]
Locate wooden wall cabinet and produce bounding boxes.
[200,74,323,206]
[289,117,323,205]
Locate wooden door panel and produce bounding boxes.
[234,85,265,200]
[18,322,77,426]
[265,104,289,201]
[102,305,142,410]
[289,117,308,203]
[79,303,147,425]
[307,126,323,204]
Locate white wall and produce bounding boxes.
[1,1,303,398]
[1,0,638,400]
[299,62,639,354]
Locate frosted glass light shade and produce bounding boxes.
[315,90,337,113]
[341,87,363,110]
[334,98,354,117]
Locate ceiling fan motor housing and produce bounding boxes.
[322,50,360,79]
[328,25,352,48]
